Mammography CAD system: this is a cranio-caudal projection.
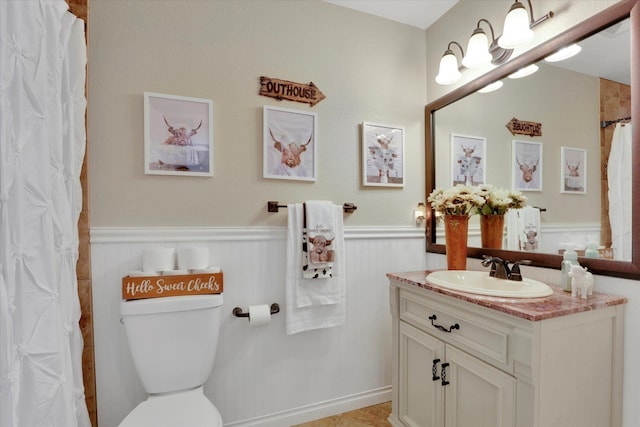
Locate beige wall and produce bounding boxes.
[88,0,427,228]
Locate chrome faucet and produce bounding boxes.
[481,256,531,281]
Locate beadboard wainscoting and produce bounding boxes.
[90,226,428,427]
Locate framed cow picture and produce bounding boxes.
[561,146,587,194]
[450,134,486,187]
[512,140,543,191]
[362,122,405,187]
[263,105,317,181]
[144,92,214,177]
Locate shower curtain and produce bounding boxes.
[608,123,633,261]
[0,1,90,426]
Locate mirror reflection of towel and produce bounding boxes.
[506,207,541,251]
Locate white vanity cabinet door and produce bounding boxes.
[399,321,444,427]
[398,322,515,427]
[444,345,515,427]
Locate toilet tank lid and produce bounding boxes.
[121,294,223,316]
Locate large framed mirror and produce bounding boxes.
[426,1,639,280]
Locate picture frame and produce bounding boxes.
[561,146,587,194]
[450,133,486,187]
[144,92,213,177]
[362,122,405,187]
[263,105,317,181]
[512,140,543,191]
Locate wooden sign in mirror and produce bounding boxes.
[425,1,639,279]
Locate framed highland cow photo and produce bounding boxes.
[144,92,214,177]
[450,133,486,187]
[362,122,405,187]
[263,105,317,181]
[561,146,587,194]
[512,140,543,191]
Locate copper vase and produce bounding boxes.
[480,214,505,249]
[443,214,469,270]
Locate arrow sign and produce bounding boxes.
[505,117,542,137]
[259,76,326,106]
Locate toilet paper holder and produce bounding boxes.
[233,303,280,319]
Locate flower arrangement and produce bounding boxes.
[427,184,485,216]
[475,184,527,215]
[427,184,526,216]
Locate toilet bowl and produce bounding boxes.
[119,294,223,427]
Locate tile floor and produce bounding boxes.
[293,401,392,427]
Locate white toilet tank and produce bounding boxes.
[121,294,223,394]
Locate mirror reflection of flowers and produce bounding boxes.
[428,184,485,216]
[475,184,527,215]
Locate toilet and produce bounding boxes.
[119,294,224,427]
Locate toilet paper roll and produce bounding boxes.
[177,247,209,270]
[190,267,221,274]
[142,248,175,271]
[128,270,159,277]
[248,304,271,328]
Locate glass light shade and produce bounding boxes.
[478,80,503,93]
[462,30,492,68]
[498,3,534,49]
[508,64,539,79]
[544,44,582,62]
[435,51,462,85]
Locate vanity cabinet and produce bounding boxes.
[388,272,625,427]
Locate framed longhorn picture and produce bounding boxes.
[263,105,317,181]
[144,92,214,177]
[362,122,405,187]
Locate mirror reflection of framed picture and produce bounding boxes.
[512,140,543,191]
[362,122,405,187]
[561,146,587,194]
[450,134,486,187]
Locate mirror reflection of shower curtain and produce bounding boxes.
[0,1,90,426]
[608,123,633,261]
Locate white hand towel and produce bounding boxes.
[505,209,520,251]
[285,204,346,335]
[305,200,336,270]
[518,206,541,251]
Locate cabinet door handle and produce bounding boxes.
[432,358,441,381]
[441,362,450,386]
[428,314,460,333]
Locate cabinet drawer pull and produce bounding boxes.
[428,314,460,333]
[432,358,441,381]
[441,362,450,386]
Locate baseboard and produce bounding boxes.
[223,386,392,427]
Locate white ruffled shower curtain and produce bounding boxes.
[0,1,90,426]
[608,123,633,261]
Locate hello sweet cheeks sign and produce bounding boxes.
[122,272,223,300]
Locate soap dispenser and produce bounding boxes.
[561,244,579,292]
[585,241,599,258]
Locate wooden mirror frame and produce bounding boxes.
[426,0,639,280]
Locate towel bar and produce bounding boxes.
[232,303,280,318]
[267,201,357,213]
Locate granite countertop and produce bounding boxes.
[387,270,627,322]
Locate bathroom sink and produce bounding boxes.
[426,270,554,298]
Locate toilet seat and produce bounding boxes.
[118,387,222,427]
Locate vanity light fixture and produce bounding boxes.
[498,0,554,49]
[463,19,514,69]
[478,80,503,93]
[435,41,465,85]
[544,43,582,62]
[508,63,539,79]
